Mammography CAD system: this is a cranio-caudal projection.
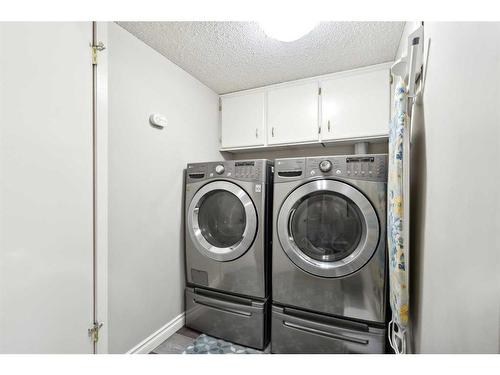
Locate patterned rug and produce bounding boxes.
[183,334,262,354]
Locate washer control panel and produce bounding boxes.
[306,154,388,181]
[214,164,225,175]
[186,160,270,183]
[319,160,332,172]
[234,161,261,180]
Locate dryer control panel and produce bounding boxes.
[274,158,305,181]
[307,155,387,181]
[274,154,387,183]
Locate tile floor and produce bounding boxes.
[151,326,271,354]
[151,326,200,354]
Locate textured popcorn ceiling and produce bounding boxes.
[117,22,404,94]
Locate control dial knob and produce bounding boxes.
[215,164,225,175]
[319,160,332,173]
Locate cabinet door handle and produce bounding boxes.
[328,120,331,132]
[255,128,258,138]
[271,127,275,137]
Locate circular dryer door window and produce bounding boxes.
[290,191,363,262]
[198,190,246,247]
[188,181,257,261]
[278,179,379,278]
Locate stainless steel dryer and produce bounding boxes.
[271,155,388,353]
[184,159,273,350]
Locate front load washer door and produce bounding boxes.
[188,181,257,262]
[277,179,379,278]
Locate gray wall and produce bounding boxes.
[107,23,221,353]
[405,22,500,353]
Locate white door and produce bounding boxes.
[221,92,265,148]
[321,68,390,141]
[267,82,319,145]
[0,23,94,353]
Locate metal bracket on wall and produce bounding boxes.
[90,41,106,65]
[88,322,103,343]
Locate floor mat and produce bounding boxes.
[183,334,262,354]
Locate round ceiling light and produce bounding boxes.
[259,21,318,42]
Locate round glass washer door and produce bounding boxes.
[188,181,257,261]
[277,179,379,278]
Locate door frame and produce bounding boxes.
[94,21,109,354]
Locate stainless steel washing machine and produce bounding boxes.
[184,159,273,349]
[271,154,388,353]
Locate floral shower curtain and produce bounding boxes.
[387,80,410,354]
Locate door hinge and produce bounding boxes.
[88,322,103,343]
[318,126,321,134]
[318,87,322,95]
[90,41,106,65]
[218,98,222,111]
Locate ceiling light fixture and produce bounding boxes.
[259,21,318,42]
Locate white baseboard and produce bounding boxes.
[126,312,185,354]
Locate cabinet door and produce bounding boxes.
[267,82,319,145]
[321,69,390,140]
[221,92,265,148]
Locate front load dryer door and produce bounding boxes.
[188,181,257,262]
[277,179,379,278]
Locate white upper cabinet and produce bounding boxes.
[267,82,319,145]
[221,92,265,149]
[218,63,392,151]
[320,68,390,141]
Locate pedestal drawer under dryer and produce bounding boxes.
[271,305,386,354]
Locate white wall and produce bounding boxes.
[107,23,221,353]
[404,22,500,353]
